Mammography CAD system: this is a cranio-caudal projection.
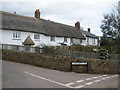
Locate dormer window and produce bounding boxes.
[64,37,67,42]
[13,31,21,39]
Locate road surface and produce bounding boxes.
[2,60,119,88]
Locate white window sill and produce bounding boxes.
[64,41,68,43]
[34,39,40,41]
[12,38,21,40]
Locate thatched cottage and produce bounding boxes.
[0,9,99,47]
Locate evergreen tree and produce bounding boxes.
[100,2,120,38]
[100,1,120,53]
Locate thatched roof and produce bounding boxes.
[0,11,86,39]
[23,36,35,45]
[81,30,99,39]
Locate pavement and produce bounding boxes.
[2,60,119,88]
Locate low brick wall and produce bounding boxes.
[2,49,120,74]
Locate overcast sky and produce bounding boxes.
[1,0,119,36]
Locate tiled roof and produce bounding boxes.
[81,30,99,39]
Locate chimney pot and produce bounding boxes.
[88,28,90,32]
[35,9,40,19]
[75,21,80,30]
[14,11,16,14]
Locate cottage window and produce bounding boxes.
[64,37,67,42]
[93,38,95,45]
[80,39,82,43]
[71,38,74,43]
[87,37,89,45]
[50,36,55,41]
[13,31,21,39]
[34,34,40,40]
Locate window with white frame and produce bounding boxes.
[87,37,89,45]
[13,31,21,39]
[71,38,74,43]
[64,37,67,42]
[80,39,82,44]
[34,34,40,40]
[93,38,95,44]
[50,36,55,41]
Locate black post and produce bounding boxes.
[70,62,72,72]
[86,63,88,73]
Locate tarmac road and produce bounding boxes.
[2,60,119,88]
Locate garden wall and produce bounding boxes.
[2,49,120,74]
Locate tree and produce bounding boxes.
[100,1,120,53]
[100,2,120,38]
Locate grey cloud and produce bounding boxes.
[1,0,119,36]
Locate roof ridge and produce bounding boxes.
[1,10,87,39]
[81,29,95,34]
[1,11,34,20]
[1,11,75,28]
[81,29,98,38]
[1,11,77,30]
[41,18,76,29]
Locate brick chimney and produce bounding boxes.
[88,28,90,33]
[75,21,80,30]
[35,9,40,19]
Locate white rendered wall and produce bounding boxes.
[1,29,98,46]
[0,29,2,44]
[71,38,81,45]
[81,40,86,46]
[81,37,98,46]
[85,37,98,46]
[2,30,22,45]
[1,29,72,47]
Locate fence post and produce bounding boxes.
[70,62,72,72]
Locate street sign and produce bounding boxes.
[70,62,88,72]
[72,62,88,65]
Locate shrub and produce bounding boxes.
[68,45,99,52]
[43,46,56,54]
[98,49,110,60]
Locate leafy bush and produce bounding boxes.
[67,45,99,52]
[101,46,120,54]
[98,49,110,60]
[43,46,56,54]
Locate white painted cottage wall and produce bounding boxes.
[1,29,99,46]
[1,29,72,47]
[72,38,82,45]
[0,29,2,44]
[81,37,98,46]
[95,39,98,46]
[85,37,98,46]
[81,40,86,45]
[1,29,32,45]
[52,37,71,46]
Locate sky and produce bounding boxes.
[1,0,119,36]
